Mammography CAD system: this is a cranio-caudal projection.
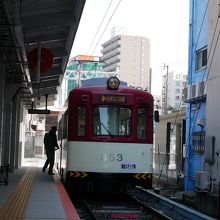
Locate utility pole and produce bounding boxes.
[77,61,81,87]
[164,63,169,115]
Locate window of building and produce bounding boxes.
[196,47,207,71]
[176,89,180,93]
[176,81,180,86]
[192,131,205,154]
[176,74,180,79]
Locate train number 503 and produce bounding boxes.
[100,153,123,161]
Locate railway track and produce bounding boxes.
[71,187,216,220]
[71,192,173,219]
[129,187,216,220]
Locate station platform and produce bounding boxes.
[0,158,80,220]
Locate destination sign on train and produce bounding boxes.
[100,95,126,104]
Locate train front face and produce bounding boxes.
[66,77,154,192]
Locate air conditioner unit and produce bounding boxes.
[195,171,209,191]
[198,81,207,97]
[191,83,198,99]
[182,86,190,102]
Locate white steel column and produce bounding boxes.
[3,103,12,166]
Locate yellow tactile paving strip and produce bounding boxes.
[0,167,36,220]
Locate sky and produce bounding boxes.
[70,0,189,95]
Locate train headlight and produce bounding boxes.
[107,77,120,90]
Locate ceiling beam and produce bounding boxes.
[22,11,76,29]
[21,0,72,16]
[25,32,67,44]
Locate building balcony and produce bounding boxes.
[101,41,120,54]
[101,55,120,68]
[102,63,118,72]
[102,36,121,47]
[101,49,120,61]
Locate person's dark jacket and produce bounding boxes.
[44,131,59,150]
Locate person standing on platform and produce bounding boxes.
[42,126,59,175]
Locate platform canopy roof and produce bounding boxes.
[0,0,86,108]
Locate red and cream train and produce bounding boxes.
[56,77,158,192]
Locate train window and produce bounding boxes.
[63,111,68,138]
[93,107,131,136]
[137,108,147,139]
[77,106,86,136]
[57,119,62,140]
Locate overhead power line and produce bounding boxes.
[158,1,211,179]
[169,0,210,134]
[91,0,122,55]
[87,0,113,55]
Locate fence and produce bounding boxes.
[153,151,178,179]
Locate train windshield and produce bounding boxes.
[93,107,131,136]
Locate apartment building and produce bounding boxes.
[100,35,151,91]
[162,71,187,115]
[184,0,208,192]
